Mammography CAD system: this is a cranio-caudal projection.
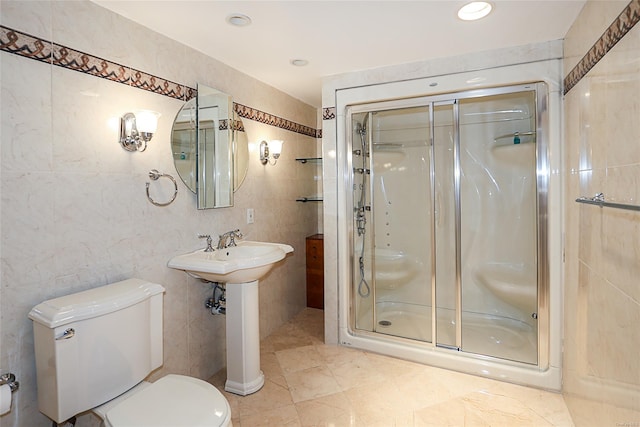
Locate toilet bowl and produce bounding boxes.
[29,279,232,426]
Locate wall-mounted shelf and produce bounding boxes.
[296,157,323,202]
[295,157,322,164]
[296,196,323,203]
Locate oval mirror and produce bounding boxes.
[233,120,249,191]
[170,84,249,209]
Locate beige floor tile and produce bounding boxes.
[414,398,490,427]
[393,368,462,410]
[237,374,293,417]
[261,351,285,378]
[326,352,387,391]
[485,380,575,426]
[261,322,317,352]
[463,390,557,426]
[315,342,367,365]
[285,365,342,403]
[295,392,356,427]
[344,379,416,423]
[239,403,301,426]
[276,345,325,374]
[208,308,577,427]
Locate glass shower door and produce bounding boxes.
[351,105,433,343]
[457,91,539,364]
[349,85,542,366]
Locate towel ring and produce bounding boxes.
[146,169,178,207]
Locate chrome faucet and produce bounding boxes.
[217,229,243,249]
[198,234,214,252]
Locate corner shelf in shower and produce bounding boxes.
[296,157,323,202]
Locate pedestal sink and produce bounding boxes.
[168,241,293,395]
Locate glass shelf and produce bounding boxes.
[297,157,323,202]
[295,157,322,164]
[296,196,323,203]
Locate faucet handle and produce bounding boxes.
[198,234,214,252]
[228,229,242,247]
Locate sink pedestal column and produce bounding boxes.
[224,280,264,395]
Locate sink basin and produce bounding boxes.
[168,240,294,283]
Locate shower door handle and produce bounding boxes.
[435,191,444,228]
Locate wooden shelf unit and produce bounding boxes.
[305,234,324,309]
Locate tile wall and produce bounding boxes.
[562,1,640,425]
[0,1,319,426]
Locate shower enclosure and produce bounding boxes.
[344,83,551,377]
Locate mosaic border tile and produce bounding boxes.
[564,0,640,94]
[323,107,336,120]
[52,42,129,84]
[231,119,245,132]
[0,24,319,138]
[234,103,320,138]
[130,69,189,99]
[0,26,52,63]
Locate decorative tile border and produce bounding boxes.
[564,0,640,94]
[234,103,320,138]
[0,26,51,63]
[323,107,336,120]
[1,24,319,138]
[1,25,193,101]
[53,42,129,84]
[231,119,245,132]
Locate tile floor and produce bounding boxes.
[209,308,575,426]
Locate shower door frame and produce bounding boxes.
[344,82,550,371]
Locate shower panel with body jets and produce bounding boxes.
[346,83,548,368]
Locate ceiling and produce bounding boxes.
[92,1,586,107]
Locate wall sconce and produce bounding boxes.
[119,110,160,152]
[259,140,284,165]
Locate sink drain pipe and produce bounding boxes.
[205,282,226,315]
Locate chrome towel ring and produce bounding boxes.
[146,169,178,207]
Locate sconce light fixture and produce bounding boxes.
[119,110,160,152]
[259,140,284,165]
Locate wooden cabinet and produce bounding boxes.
[305,234,324,309]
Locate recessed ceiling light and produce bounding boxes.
[226,14,252,27]
[290,59,309,67]
[457,2,493,21]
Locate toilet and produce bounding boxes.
[28,278,232,426]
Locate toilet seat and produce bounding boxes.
[102,375,231,427]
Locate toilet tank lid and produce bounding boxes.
[28,279,165,328]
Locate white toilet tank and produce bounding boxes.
[28,278,165,424]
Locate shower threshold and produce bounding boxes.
[359,301,537,365]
